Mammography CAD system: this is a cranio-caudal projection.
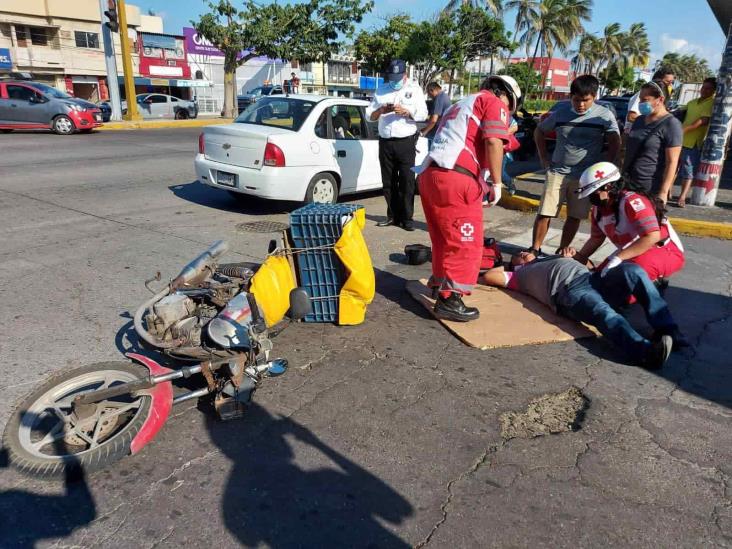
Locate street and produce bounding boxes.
[1,128,731,547]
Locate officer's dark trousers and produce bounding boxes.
[378,134,417,223]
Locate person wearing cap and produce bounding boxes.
[366,59,428,231]
[415,75,520,322]
[571,161,686,297]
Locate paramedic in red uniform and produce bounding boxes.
[417,75,522,322]
[573,161,685,283]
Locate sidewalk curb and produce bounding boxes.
[498,193,732,240]
[98,119,234,131]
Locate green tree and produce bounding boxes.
[404,5,509,90]
[599,62,634,93]
[655,52,714,83]
[353,14,415,74]
[504,0,539,56]
[499,61,541,96]
[193,0,373,118]
[621,22,650,70]
[443,0,503,16]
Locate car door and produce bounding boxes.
[359,105,385,191]
[4,84,44,123]
[148,94,170,118]
[0,83,11,122]
[328,104,369,194]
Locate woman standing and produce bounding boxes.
[623,81,683,204]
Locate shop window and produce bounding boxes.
[75,31,99,49]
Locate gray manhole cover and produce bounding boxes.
[236,221,290,233]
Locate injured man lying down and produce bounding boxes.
[479,249,688,370]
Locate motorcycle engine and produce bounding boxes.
[149,293,202,345]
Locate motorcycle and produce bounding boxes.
[513,108,538,161]
[2,239,312,478]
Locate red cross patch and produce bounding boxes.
[595,170,605,179]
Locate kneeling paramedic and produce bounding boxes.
[416,75,521,322]
[572,162,685,285]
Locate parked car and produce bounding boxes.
[121,93,198,120]
[0,80,103,135]
[195,95,429,204]
[237,85,284,113]
[97,100,112,122]
[599,95,630,126]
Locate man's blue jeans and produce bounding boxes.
[556,272,651,359]
[591,262,677,332]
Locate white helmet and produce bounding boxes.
[577,162,622,199]
[486,74,522,112]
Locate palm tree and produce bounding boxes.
[444,0,503,16]
[595,22,623,73]
[620,22,650,69]
[504,0,539,56]
[571,32,601,74]
[521,0,592,97]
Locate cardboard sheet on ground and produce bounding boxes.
[406,279,597,350]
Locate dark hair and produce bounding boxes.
[427,82,442,92]
[652,67,674,80]
[703,77,717,87]
[640,80,670,102]
[570,74,599,97]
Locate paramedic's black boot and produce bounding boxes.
[433,293,479,322]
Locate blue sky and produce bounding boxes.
[139,0,727,69]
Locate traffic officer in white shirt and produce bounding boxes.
[366,59,428,231]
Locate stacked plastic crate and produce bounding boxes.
[289,203,363,323]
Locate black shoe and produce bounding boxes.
[376,218,396,227]
[401,220,415,231]
[653,327,691,351]
[642,335,672,370]
[433,293,480,322]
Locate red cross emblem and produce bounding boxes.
[595,170,605,179]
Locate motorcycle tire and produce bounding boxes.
[2,361,153,479]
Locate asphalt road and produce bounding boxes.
[1,128,731,548]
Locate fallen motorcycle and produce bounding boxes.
[2,239,313,478]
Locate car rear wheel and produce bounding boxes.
[175,109,189,120]
[52,115,75,135]
[305,173,338,204]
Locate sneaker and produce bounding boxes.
[376,218,396,227]
[433,293,480,322]
[642,335,673,370]
[653,327,691,351]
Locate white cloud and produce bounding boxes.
[657,33,723,69]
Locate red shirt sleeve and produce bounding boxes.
[478,94,510,142]
[623,194,660,236]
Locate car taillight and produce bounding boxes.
[263,142,285,167]
[198,133,205,155]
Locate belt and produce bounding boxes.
[428,162,479,180]
[380,133,417,141]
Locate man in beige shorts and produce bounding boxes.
[528,75,620,255]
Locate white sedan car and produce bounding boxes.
[194,95,429,204]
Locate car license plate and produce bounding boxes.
[217,171,236,187]
[94,113,102,122]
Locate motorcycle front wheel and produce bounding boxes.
[3,362,153,478]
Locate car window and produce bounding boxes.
[236,97,315,132]
[149,95,167,104]
[314,110,329,138]
[7,85,38,102]
[27,82,70,99]
[330,105,366,140]
[170,97,178,102]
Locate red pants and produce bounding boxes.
[629,241,685,281]
[419,166,484,295]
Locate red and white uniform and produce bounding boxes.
[417,90,509,295]
[592,190,685,281]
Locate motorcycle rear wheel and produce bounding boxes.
[3,362,152,479]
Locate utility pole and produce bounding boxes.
[118,0,141,120]
[691,23,732,207]
[99,0,122,121]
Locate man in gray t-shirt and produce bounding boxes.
[479,252,676,369]
[529,75,620,258]
[421,83,452,142]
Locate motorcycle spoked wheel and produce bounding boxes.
[3,362,153,479]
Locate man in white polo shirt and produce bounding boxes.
[366,59,428,231]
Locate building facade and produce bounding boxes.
[509,56,571,99]
[0,0,160,101]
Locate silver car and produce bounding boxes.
[122,93,198,120]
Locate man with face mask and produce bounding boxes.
[366,59,428,231]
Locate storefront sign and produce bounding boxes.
[149,65,184,77]
[183,27,224,57]
[0,48,12,70]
